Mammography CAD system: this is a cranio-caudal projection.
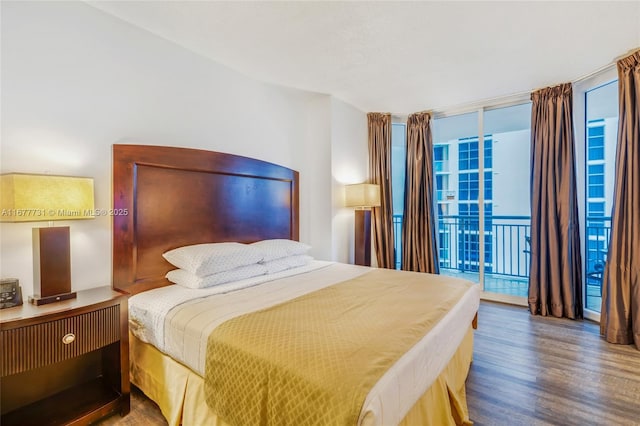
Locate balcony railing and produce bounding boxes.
[393,214,531,277]
[585,216,612,302]
[392,214,611,305]
[394,214,611,273]
[393,215,402,270]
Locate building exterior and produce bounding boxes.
[434,129,530,278]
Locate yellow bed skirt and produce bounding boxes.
[130,327,474,426]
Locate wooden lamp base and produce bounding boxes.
[28,292,77,306]
[29,227,76,305]
[354,209,372,266]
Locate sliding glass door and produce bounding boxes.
[429,104,531,303]
[389,74,619,316]
[582,79,618,314]
[483,103,531,299]
[432,112,481,284]
[391,123,406,269]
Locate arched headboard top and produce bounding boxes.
[112,144,299,295]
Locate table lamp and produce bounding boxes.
[344,183,381,266]
[1,173,94,305]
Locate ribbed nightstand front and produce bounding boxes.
[0,287,130,425]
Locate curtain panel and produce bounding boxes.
[367,113,395,269]
[402,112,440,273]
[600,50,640,350]
[528,83,583,319]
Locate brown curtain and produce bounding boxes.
[528,83,583,319]
[402,112,439,273]
[368,112,395,269]
[600,51,640,350]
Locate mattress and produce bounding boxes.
[128,261,480,425]
[129,261,336,355]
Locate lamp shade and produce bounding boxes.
[344,183,381,208]
[1,173,95,222]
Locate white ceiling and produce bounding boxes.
[90,1,640,114]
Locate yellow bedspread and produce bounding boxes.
[203,268,473,426]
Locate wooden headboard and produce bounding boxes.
[112,145,299,295]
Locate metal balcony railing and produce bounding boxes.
[393,214,611,307]
[393,215,402,270]
[585,216,612,299]
[393,214,531,277]
[393,214,612,283]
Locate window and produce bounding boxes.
[458,172,479,201]
[484,140,493,169]
[583,78,618,314]
[458,203,478,216]
[391,123,406,269]
[434,145,449,172]
[483,102,532,290]
[431,114,497,277]
[439,232,449,266]
[429,105,531,298]
[436,174,450,201]
[587,121,605,161]
[459,138,479,170]
[588,164,605,198]
[433,111,479,278]
[391,124,406,217]
[484,171,493,200]
[588,202,605,216]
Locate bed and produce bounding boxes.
[112,144,480,426]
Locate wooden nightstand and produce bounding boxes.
[0,286,130,425]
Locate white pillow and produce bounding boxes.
[165,264,268,289]
[263,255,313,274]
[163,242,264,276]
[251,239,311,262]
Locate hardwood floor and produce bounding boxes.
[467,302,640,426]
[94,386,167,426]
[97,301,640,425]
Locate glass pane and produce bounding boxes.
[585,80,618,312]
[483,102,532,298]
[391,123,406,270]
[432,112,480,283]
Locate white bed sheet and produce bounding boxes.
[128,260,333,350]
[128,262,480,426]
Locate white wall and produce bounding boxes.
[0,1,367,296]
[330,99,368,263]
